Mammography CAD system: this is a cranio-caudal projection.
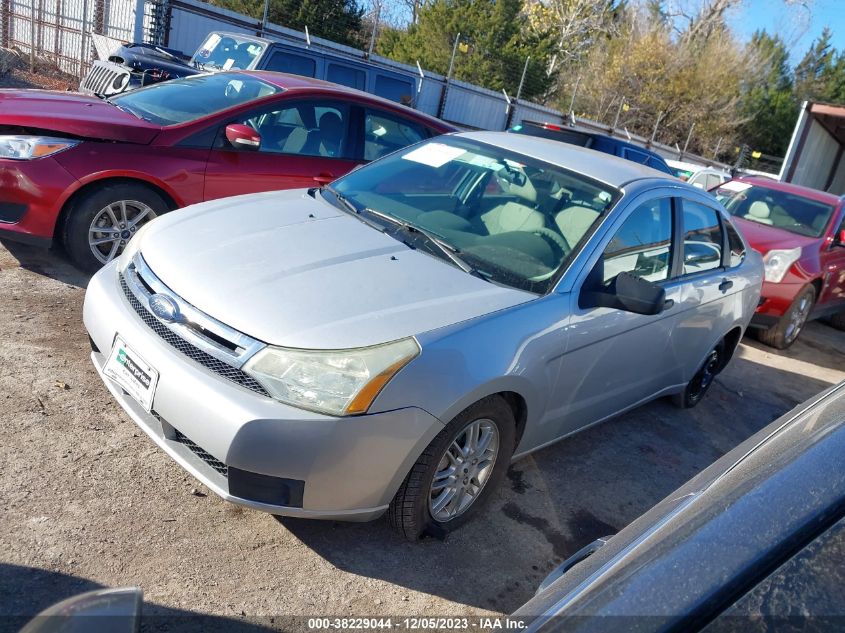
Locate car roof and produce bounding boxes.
[458,130,676,187]
[233,70,454,130]
[733,176,842,205]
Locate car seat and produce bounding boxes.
[745,201,773,225]
[477,177,545,235]
[555,205,600,247]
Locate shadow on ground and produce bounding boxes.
[0,240,90,288]
[0,564,278,633]
[279,349,838,613]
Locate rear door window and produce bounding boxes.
[263,51,316,77]
[326,63,365,90]
[374,75,414,105]
[681,200,723,275]
[364,110,428,161]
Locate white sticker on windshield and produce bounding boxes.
[720,180,751,192]
[402,143,466,168]
[223,58,235,70]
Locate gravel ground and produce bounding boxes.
[1,240,844,632]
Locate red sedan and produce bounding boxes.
[714,177,845,348]
[0,71,455,271]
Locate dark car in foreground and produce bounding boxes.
[509,121,674,175]
[713,178,845,348]
[0,71,454,271]
[515,380,845,632]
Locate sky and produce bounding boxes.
[735,0,845,62]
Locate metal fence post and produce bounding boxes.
[567,75,581,119]
[366,2,380,58]
[611,96,625,132]
[681,122,695,158]
[712,137,723,160]
[260,0,269,36]
[79,0,89,76]
[649,111,663,147]
[437,32,460,120]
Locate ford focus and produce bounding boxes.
[84,132,763,539]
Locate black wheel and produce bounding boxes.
[672,341,724,409]
[755,285,816,349]
[388,395,515,541]
[830,311,845,331]
[63,183,169,272]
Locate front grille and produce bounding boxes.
[119,274,270,397]
[173,429,228,477]
[80,61,129,95]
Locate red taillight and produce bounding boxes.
[542,123,562,131]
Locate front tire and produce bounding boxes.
[755,285,816,349]
[388,395,515,541]
[64,183,169,272]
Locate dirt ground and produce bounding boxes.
[1,240,844,632]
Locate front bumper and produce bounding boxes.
[83,262,444,521]
[0,156,77,244]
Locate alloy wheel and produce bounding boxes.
[784,294,812,345]
[429,418,500,522]
[88,200,157,264]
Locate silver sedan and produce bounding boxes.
[83,132,763,540]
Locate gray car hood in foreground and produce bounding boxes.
[139,189,534,349]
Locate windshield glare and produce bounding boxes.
[332,137,619,293]
[715,182,836,238]
[191,33,266,70]
[110,73,281,125]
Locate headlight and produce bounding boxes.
[244,338,420,416]
[763,247,801,283]
[0,135,79,160]
[116,221,153,272]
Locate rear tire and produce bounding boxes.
[64,182,169,273]
[754,285,816,349]
[388,395,515,542]
[672,341,725,409]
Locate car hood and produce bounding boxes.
[732,216,821,254]
[0,90,161,144]
[139,189,534,349]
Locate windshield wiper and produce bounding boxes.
[322,187,483,278]
[360,206,484,278]
[106,99,148,122]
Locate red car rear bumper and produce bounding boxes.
[0,157,77,246]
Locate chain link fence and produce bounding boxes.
[1,0,141,77]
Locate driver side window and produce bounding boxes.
[602,198,673,284]
[229,101,351,159]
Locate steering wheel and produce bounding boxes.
[532,227,571,255]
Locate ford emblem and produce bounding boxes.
[148,293,181,323]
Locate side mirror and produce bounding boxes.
[20,587,142,633]
[581,271,667,316]
[225,124,261,151]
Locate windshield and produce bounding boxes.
[110,73,281,126]
[191,33,266,71]
[715,181,836,238]
[331,137,619,293]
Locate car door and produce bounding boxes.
[546,194,686,439]
[203,98,361,201]
[818,208,845,309]
[672,197,743,384]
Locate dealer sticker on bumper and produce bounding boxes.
[104,336,159,411]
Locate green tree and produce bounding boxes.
[738,31,798,156]
[376,0,557,100]
[794,27,845,105]
[208,0,364,47]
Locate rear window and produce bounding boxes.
[110,73,281,126]
[510,123,591,146]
